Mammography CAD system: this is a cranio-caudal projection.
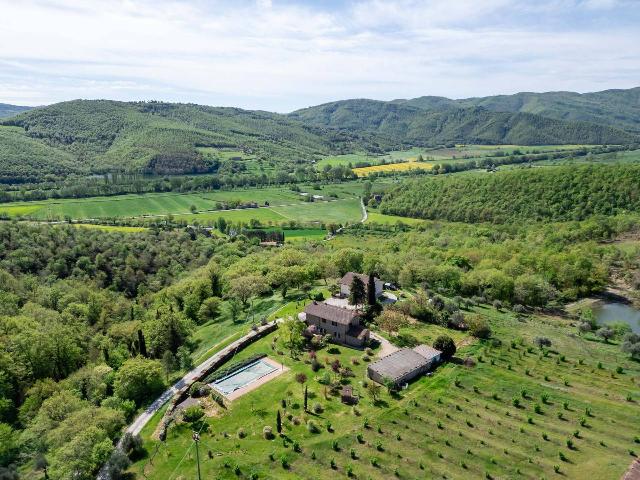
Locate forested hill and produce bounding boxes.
[395,87,640,134]
[0,100,370,179]
[378,165,640,223]
[289,99,638,146]
[0,103,33,118]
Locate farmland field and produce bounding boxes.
[353,161,433,176]
[129,306,640,480]
[0,183,369,222]
[365,211,427,226]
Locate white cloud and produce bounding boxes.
[0,0,637,111]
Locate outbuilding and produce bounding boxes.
[367,344,441,387]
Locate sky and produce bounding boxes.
[0,0,639,112]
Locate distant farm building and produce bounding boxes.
[301,301,369,347]
[367,345,441,387]
[339,272,383,298]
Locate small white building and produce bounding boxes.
[339,272,383,298]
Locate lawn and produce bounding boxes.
[129,306,640,480]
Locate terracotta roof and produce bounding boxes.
[304,302,359,325]
[340,272,379,286]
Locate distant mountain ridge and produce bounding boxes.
[1,87,639,182]
[289,97,637,146]
[393,87,640,133]
[0,103,33,118]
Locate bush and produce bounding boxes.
[433,335,456,360]
[312,402,323,414]
[467,315,492,339]
[307,420,320,434]
[182,405,204,423]
[534,337,552,349]
[263,426,274,440]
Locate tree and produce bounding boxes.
[304,385,308,411]
[376,310,408,335]
[197,297,221,324]
[137,329,147,357]
[161,351,177,380]
[622,333,640,359]
[367,273,377,306]
[433,335,456,360]
[228,275,269,306]
[295,373,307,398]
[280,317,305,357]
[366,382,381,403]
[113,357,165,406]
[349,276,366,307]
[276,410,282,434]
[227,298,243,323]
[467,315,492,339]
[176,345,193,371]
[596,326,614,343]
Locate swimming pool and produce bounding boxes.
[211,359,277,395]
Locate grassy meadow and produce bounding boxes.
[129,304,640,480]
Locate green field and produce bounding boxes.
[129,306,640,480]
[365,211,427,226]
[0,183,370,224]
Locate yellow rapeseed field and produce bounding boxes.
[353,161,433,176]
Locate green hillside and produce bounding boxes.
[378,164,640,223]
[0,103,32,119]
[289,99,637,146]
[0,126,84,183]
[398,87,640,134]
[0,100,368,179]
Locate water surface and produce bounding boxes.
[591,301,640,333]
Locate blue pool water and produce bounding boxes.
[211,359,277,395]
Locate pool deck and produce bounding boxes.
[224,357,289,401]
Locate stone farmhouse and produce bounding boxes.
[302,301,370,347]
[339,272,383,298]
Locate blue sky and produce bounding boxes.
[0,0,638,112]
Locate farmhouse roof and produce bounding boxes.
[368,348,429,382]
[340,272,379,286]
[412,345,442,361]
[304,301,359,325]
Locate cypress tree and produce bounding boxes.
[349,275,366,307]
[367,272,377,306]
[276,410,282,434]
[304,385,308,411]
[137,329,147,357]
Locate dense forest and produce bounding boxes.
[289,99,638,146]
[396,87,640,134]
[0,100,372,182]
[378,164,640,223]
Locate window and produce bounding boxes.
[321,318,326,323]
[331,321,337,326]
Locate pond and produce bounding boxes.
[592,301,640,334]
